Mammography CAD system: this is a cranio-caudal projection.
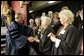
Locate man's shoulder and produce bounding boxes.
[8,21,18,31]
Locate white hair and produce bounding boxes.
[29,19,34,23]
[41,17,51,25]
[59,9,74,24]
[35,18,41,21]
[42,12,46,16]
[48,11,53,14]
[61,6,69,10]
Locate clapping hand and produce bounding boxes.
[48,32,56,42]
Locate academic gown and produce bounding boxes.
[39,26,54,55]
[5,21,33,55]
[51,24,78,55]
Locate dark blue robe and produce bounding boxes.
[5,21,33,55]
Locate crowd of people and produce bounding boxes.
[1,2,83,55]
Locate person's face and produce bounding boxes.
[35,20,40,26]
[41,20,46,28]
[53,14,58,19]
[48,11,53,16]
[29,20,34,25]
[15,13,22,23]
[42,13,46,16]
[59,14,68,25]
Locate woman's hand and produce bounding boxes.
[48,32,61,48]
[48,32,56,42]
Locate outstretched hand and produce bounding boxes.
[27,36,35,42]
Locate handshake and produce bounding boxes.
[27,36,39,42]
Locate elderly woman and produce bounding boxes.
[48,9,78,55]
[34,18,41,35]
[47,11,53,19]
[41,12,46,21]
[38,17,54,55]
[35,18,41,27]
[29,19,35,29]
